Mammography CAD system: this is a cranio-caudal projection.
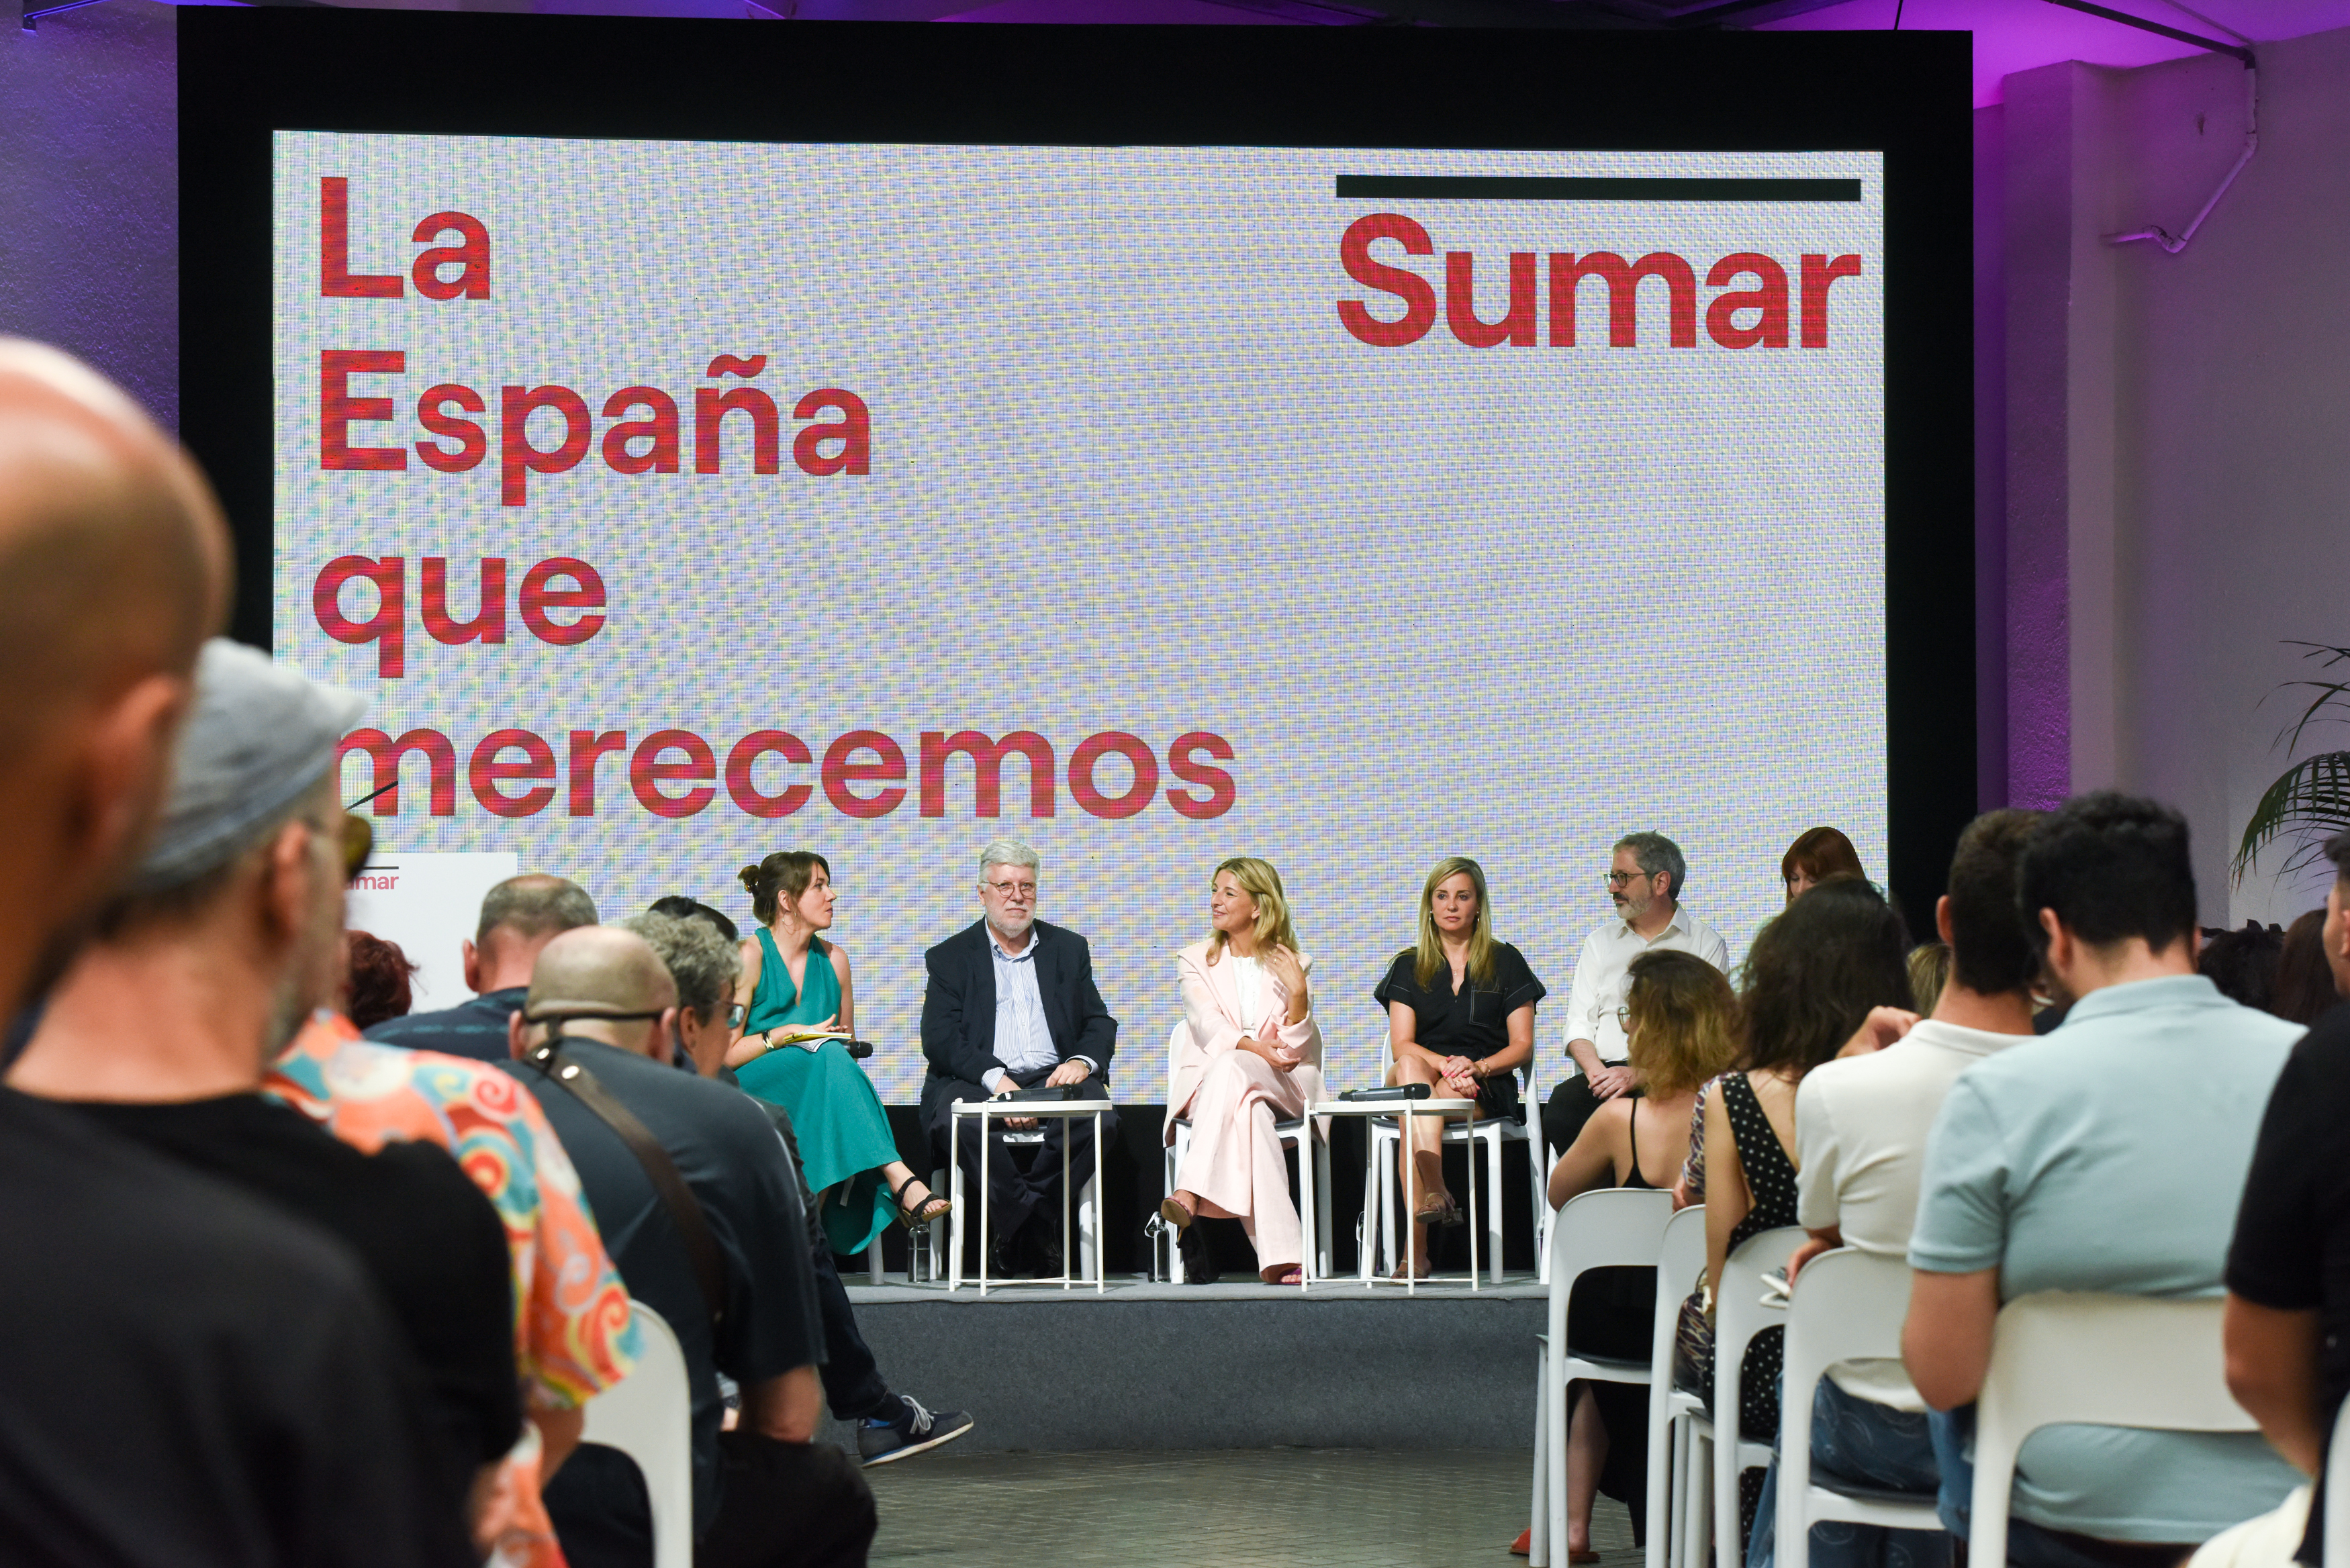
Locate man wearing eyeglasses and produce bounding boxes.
[1539,832,1729,1162]
[919,838,1120,1278]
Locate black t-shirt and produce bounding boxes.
[71,1094,520,1514]
[2226,1001,2350,1563]
[1374,943,1546,1119]
[504,1038,822,1551]
[1373,941,1547,1061]
[0,1087,472,1568]
[365,986,529,1063]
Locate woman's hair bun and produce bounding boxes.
[737,863,763,893]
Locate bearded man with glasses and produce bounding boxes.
[919,838,1121,1279]
[1538,831,1730,1164]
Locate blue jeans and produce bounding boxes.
[1747,1377,1950,1568]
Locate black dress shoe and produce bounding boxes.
[1178,1223,1221,1284]
[1027,1226,1065,1278]
[988,1236,1024,1279]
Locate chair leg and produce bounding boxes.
[1712,1420,1740,1568]
[867,1242,884,1287]
[1530,1137,1552,1286]
[1485,1128,1505,1285]
[1529,1344,1550,1568]
[1378,1128,1397,1277]
[1165,1132,1186,1286]
[1315,1136,1335,1281]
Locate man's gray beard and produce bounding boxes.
[990,912,1035,943]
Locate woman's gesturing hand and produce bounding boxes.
[1264,945,1309,1012]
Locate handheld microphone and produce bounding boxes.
[1337,1083,1433,1103]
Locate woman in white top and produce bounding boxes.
[1159,856,1325,1285]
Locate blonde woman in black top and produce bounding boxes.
[1374,856,1545,1278]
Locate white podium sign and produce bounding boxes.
[345,851,518,1013]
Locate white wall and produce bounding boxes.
[2002,26,2350,924]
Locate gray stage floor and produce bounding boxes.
[866,1449,1639,1568]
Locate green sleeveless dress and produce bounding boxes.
[736,928,902,1257]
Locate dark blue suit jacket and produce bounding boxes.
[918,920,1118,1128]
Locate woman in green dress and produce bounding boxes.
[729,850,950,1256]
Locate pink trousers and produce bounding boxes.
[1174,1050,1308,1271]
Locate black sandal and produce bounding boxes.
[889,1174,951,1228]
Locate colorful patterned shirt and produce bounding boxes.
[267,1013,639,1410]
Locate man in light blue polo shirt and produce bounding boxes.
[1903,792,2304,1568]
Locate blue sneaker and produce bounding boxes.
[857,1394,973,1467]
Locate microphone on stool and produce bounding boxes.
[1337,1083,1433,1102]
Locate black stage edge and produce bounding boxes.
[853,1106,1544,1282]
[820,1283,1544,1453]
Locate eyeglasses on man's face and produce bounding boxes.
[1603,869,1656,890]
[982,878,1037,903]
[724,1003,748,1030]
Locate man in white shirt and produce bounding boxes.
[1746,810,2042,1568]
[1538,831,1729,1159]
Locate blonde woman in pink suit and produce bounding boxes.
[1157,856,1327,1285]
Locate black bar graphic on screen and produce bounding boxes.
[1333,175,1863,202]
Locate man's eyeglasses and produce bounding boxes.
[340,814,375,883]
[724,1003,748,1030]
[983,879,1038,903]
[1603,869,1654,889]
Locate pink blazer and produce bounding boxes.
[1168,937,1326,1135]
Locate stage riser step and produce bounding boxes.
[821,1295,1543,1452]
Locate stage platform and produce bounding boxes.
[822,1274,1546,1453]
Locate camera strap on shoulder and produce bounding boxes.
[528,1036,726,1334]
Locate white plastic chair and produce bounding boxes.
[1528,1187,1674,1566]
[1971,1292,2253,1568]
[579,1300,694,1568]
[1775,1250,1942,1568]
[1710,1226,1807,1568]
[2325,1388,2350,1568]
[1366,1042,1547,1285]
[1646,1204,1708,1568]
[1161,1021,1333,1285]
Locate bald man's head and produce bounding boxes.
[0,341,236,1016]
[0,340,230,742]
[514,926,679,1061]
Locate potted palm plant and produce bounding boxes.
[2234,642,2350,885]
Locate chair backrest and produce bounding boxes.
[1971,1292,2253,1568]
[2327,1391,2350,1568]
[1777,1248,1925,1568]
[1545,1187,1675,1354]
[580,1300,695,1568]
[1713,1226,1807,1444]
[1166,1020,1188,1101]
[1781,1248,1914,1400]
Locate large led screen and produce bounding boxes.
[278,133,1885,1097]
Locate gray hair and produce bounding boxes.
[476,874,599,944]
[614,912,740,1018]
[978,839,1041,879]
[1615,832,1688,900]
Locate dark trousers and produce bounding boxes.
[923,1068,1119,1242]
[809,1242,890,1422]
[698,1430,876,1568]
[550,1433,874,1568]
[1541,1075,1639,1159]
